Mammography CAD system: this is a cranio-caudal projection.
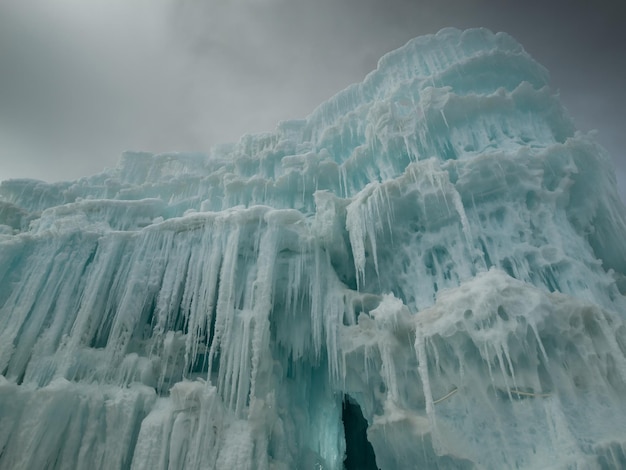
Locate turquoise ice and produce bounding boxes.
[1,28,626,469]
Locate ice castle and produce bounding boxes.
[1,28,626,469]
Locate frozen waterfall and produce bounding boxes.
[1,27,626,469]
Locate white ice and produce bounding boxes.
[1,27,626,469]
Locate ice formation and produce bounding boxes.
[1,27,626,469]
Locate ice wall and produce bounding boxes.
[1,27,626,469]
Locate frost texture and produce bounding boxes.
[2,27,626,469]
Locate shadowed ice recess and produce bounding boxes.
[1,27,626,469]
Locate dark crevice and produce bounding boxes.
[342,395,379,470]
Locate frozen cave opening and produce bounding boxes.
[342,395,379,470]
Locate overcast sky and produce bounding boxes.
[0,0,624,200]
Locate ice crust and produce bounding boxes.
[1,27,626,469]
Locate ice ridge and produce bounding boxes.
[1,27,626,470]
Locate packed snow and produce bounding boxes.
[1,27,626,469]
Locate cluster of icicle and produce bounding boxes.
[1,27,626,469]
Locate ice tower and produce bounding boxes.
[1,27,626,469]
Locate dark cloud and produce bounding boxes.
[0,0,624,199]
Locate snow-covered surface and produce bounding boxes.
[1,27,626,469]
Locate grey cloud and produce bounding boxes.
[0,0,624,201]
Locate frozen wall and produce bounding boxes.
[1,27,626,469]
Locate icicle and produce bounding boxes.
[415,332,437,438]
[207,224,241,393]
[249,222,278,400]
[440,109,450,129]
